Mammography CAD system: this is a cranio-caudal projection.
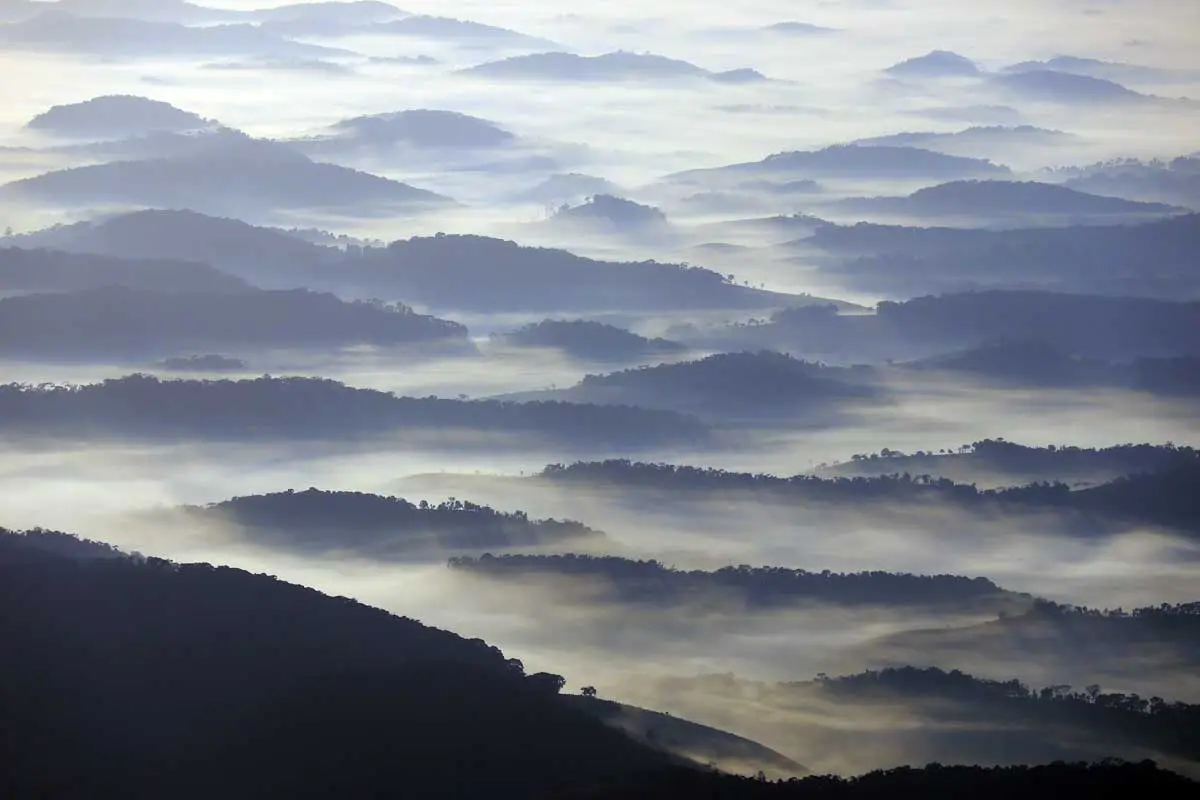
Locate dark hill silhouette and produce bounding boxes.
[667,144,1009,184]
[449,554,1031,615]
[0,10,348,58]
[885,50,980,77]
[938,340,1073,377]
[322,108,516,148]
[1066,462,1200,531]
[522,351,879,420]
[866,601,1200,704]
[0,528,689,799]
[852,126,1073,157]
[1061,157,1200,210]
[903,342,1200,395]
[462,51,761,82]
[799,214,1200,298]
[18,125,268,164]
[495,319,685,362]
[552,194,670,231]
[871,291,1200,358]
[0,374,709,446]
[0,286,469,358]
[178,489,603,558]
[25,94,211,138]
[820,440,1199,488]
[7,209,342,284]
[328,234,801,312]
[1002,55,1195,85]
[991,70,1156,103]
[644,664,1200,775]
[902,340,1108,385]
[9,221,802,312]
[0,246,250,294]
[682,291,1200,363]
[371,14,557,49]
[1,134,452,215]
[0,532,1195,797]
[709,67,769,84]
[840,180,1183,219]
[536,456,1200,537]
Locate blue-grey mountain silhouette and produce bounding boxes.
[885,50,980,78]
[1060,156,1200,210]
[494,319,685,363]
[551,195,669,232]
[370,15,556,49]
[463,51,765,83]
[1003,55,1198,85]
[511,173,623,205]
[667,144,1009,184]
[7,209,340,285]
[853,126,1073,157]
[323,109,516,149]
[0,286,471,358]
[839,180,1184,220]
[0,11,350,58]
[991,70,1157,103]
[0,246,250,294]
[26,95,212,139]
[1,134,452,216]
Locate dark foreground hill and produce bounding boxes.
[0,374,709,447]
[1,529,1194,799]
[0,528,678,798]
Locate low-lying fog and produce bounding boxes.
[2,0,1198,780]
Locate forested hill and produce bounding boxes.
[821,440,1199,486]
[2,530,1196,797]
[536,458,1200,535]
[182,489,603,557]
[0,375,709,447]
[0,528,680,798]
[448,554,1031,614]
[0,286,471,357]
